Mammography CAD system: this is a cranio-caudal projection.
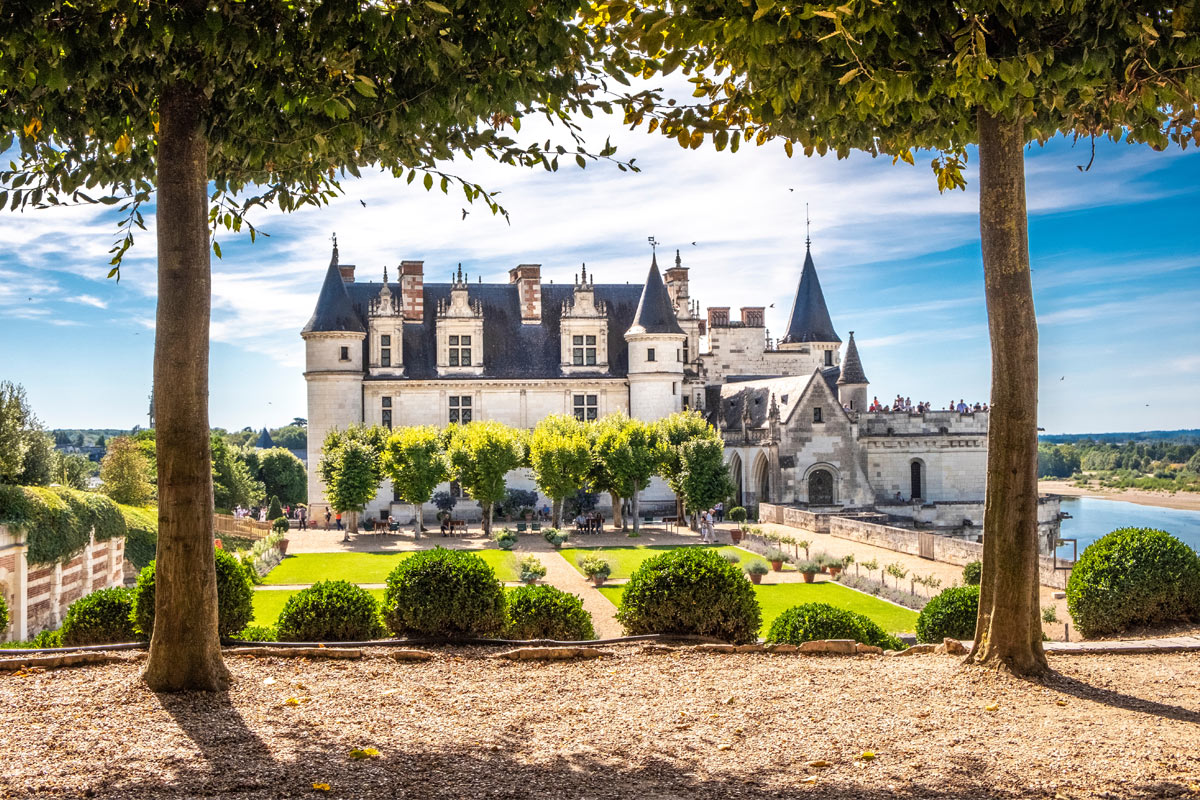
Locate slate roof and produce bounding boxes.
[302,246,366,335]
[837,331,868,385]
[341,279,646,380]
[706,373,834,431]
[782,245,840,344]
[255,428,274,449]
[627,255,684,336]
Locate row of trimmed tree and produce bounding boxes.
[317,411,734,537]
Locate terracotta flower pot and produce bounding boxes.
[591,575,607,587]
[828,566,842,577]
[749,573,763,585]
[802,571,817,584]
[278,538,290,555]
[730,531,743,545]
[771,560,784,572]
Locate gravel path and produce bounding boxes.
[2,649,1198,799]
[532,546,623,638]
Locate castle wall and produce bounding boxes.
[858,411,989,503]
[778,380,872,506]
[702,326,823,382]
[305,371,364,518]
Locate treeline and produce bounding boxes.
[319,411,733,534]
[1039,439,1200,492]
[49,422,309,452]
[1040,429,1200,445]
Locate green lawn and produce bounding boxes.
[597,581,918,636]
[559,544,791,580]
[262,549,521,584]
[251,588,388,627]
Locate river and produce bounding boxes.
[1057,496,1200,557]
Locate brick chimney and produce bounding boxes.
[509,264,542,323]
[339,264,355,282]
[400,260,424,320]
[707,307,730,328]
[740,307,765,327]
[664,250,689,307]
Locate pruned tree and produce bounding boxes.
[656,410,722,525]
[605,0,1199,676]
[318,425,387,540]
[1,0,640,691]
[528,415,594,528]
[445,421,526,536]
[678,438,736,520]
[257,448,308,507]
[592,415,661,533]
[381,426,449,536]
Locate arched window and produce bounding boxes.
[808,469,834,505]
[910,460,925,500]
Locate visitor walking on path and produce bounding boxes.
[324,509,332,530]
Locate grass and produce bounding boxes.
[262,549,521,585]
[597,581,918,636]
[558,544,793,580]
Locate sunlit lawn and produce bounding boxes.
[262,549,520,584]
[558,544,792,580]
[597,581,918,636]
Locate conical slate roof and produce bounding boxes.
[302,243,366,334]
[782,245,840,344]
[254,427,275,449]
[627,254,684,336]
[837,331,868,385]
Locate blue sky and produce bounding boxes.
[1,108,1197,435]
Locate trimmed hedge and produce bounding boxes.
[383,548,505,639]
[276,580,384,641]
[1066,527,1200,637]
[504,585,596,641]
[119,504,158,570]
[962,560,982,586]
[766,603,903,651]
[0,485,128,565]
[132,547,254,638]
[916,585,979,643]
[616,548,762,644]
[60,587,140,646]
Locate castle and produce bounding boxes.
[302,238,1053,544]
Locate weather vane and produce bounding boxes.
[648,236,658,254]
[805,204,811,248]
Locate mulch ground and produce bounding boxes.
[1,647,1198,799]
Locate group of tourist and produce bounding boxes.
[866,396,991,414]
[231,504,309,529]
[573,512,604,533]
[697,505,725,542]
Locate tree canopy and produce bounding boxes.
[99,436,154,507]
[381,426,449,533]
[445,421,526,535]
[528,415,594,527]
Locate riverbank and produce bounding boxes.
[1041,479,1200,512]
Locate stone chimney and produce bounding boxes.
[338,264,355,282]
[400,260,424,320]
[509,264,542,323]
[664,250,689,308]
[707,307,730,328]
[740,307,765,327]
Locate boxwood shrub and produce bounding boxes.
[766,603,903,651]
[60,587,140,646]
[132,547,254,638]
[504,585,596,641]
[382,548,505,639]
[916,585,979,643]
[961,560,982,586]
[616,548,761,644]
[276,580,384,642]
[1066,527,1200,637]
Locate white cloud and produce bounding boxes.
[71,294,108,309]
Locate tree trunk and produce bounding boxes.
[966,109,1048,676]
[610,492,623,531]
[552,497,563,529]
[414,501,422,537]
[142,85,229,693]
[483,501,492,536]
[632,490,640,533]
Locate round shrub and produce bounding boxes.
[267,496,284,520]
[383,548,505,639]
[494,529,518,550]
[727,506,747,523]
[276,580,384,642]
[272,516,289,534]
[504,585,596,641]
[60,587,140,646]
[616,548,761,644]
[132,547,254,638]
[1066,527,1200,637]
[962,560,982,586]
[916,585,980,643]
[518,554,547,584]
[766,603,903,651]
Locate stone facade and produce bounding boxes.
[0,524,126,641]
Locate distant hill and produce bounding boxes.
[1040,429,1200,445]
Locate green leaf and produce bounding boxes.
[838,67,860,85]
[424,1,452,13]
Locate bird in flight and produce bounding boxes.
[461,209,470,220]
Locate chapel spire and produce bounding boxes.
[781,242,840,344]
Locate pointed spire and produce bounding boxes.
[383,266,388,284]
[675,249,681,268]
[837,331,868,384]
[581,263,588,284]
[781,244,840,344]
[255,427,275,449]
[628,254,684,336]
[302,243,365,334]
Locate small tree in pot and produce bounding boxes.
[745,560,769,585]
[578,552,613,587]
[518,555,547,585]
[798,560,822,584]
[727,506,747,543]
[764,548,789,573]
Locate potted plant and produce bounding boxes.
[745,560,769,585]
[727,506,747,543]
[798,560,822,583]
[494,528,518,551]
[518,554,547,585]
[543,528,569,549]
[813,553,838,576]
[578,553,612,587]
[764,548,789,572]
[522,506,534,522]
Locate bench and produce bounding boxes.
[661,515,679,532]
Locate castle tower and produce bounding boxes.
[301,237,366,514]
[836,331,869,412]
[778,242,842,370]
[625,253,685,421]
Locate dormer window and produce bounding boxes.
[573,335,597,366]
[824,349,834,367]
[813,407,823,423]
[380,334,391,368]
[448,335,472,367]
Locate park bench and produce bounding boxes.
[661,515,679,532]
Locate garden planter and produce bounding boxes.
[770,560,784,572]
[749,573,763,585]
[591,576,607,587]
[827,566,842,577]
[730,531,743,545]
[801,571,817,584]
[278,538,290,556]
